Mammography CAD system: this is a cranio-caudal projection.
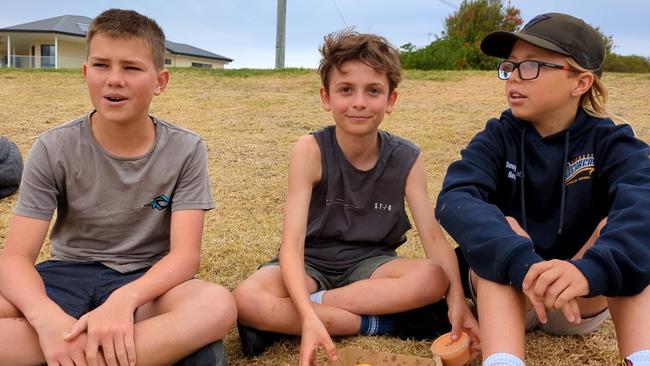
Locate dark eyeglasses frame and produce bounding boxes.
[497,60,579,80]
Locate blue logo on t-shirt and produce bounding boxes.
[144,193,171,211]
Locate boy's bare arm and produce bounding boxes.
[278,136,337,364]
[405,157,464,299]
[405,157,480,347]
[0,215,55,326]
[66,209,205,366]
[0,215,90,365]
[279,135,320,319]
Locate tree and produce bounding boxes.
[401,0,523,70]
[592,26,650,73]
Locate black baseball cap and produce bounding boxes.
[480,13,606,76]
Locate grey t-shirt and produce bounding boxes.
[15,112,214,273]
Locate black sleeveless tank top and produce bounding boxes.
[304,125,420,273]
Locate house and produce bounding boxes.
[0,15,233,69]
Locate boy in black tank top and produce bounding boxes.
[233,30,479,364]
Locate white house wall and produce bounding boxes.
[1,32,229,69]
[57,38,85,68]
[164,53,227,69]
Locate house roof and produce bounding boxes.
[0,15,232,62]
[165,40,232,62]
[1,15,93,37]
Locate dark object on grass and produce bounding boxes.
[0,136,23,199]
[173,341,227,366]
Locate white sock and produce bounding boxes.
[483,352,526,366]
[626,350,650,365]
[309,290,325,304]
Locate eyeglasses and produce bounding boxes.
[497,60,578,80]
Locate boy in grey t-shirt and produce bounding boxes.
[0,9,235,366]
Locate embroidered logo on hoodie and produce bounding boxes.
[565,154,595,185]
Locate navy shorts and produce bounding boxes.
[35,260,148,319]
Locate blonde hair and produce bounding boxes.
[566,58,625,123]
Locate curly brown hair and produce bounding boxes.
[318,29,401,93]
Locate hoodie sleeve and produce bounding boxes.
[436,119,543,289]
[571,124,650,297]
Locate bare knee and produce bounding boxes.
[413,261,449,304]
[232,279,258,320]
[193,282,237,340]
[473,272,526,307]
[232,277,276,329]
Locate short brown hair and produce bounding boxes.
[319,30,401,93]
[86,9,166,70]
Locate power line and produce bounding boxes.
[330,0,348,27]
[437,0,458,9]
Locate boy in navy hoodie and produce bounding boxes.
[436,13,650,366]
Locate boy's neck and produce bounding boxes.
[90,112,156,157]
[529,104,579,138]
[334,128,380,171]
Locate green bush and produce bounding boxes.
[401,0,649,73]
[604,54,650,73]
[401,0,522,70]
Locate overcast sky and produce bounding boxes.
[1,0,648,68]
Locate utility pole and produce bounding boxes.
[275,0,286,69]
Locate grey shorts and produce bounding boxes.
[467,270,609,336]
[260,255,398,291]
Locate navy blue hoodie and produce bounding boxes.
[436,108,650,297]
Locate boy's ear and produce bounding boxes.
[154,68,170,96]
[385,90,398,114]
[319,86,331,112]
[571,72,594,97]
[81,62,88,81]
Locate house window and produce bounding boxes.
[77,23,89,33]
[165,58,172,65]
[41,44,55,68]
[191,62,212,69]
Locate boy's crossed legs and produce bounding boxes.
[234,256,451,355]
[0,261,236,366]
[472,218,650,365]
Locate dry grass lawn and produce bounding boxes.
[1,67,649,365]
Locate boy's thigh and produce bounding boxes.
[257,257,323,292]
[343,254,400,285]
[135,279,232,321]
[36,260,144,319]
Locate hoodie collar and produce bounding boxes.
[504,108,592,143]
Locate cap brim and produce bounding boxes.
[480,31,570,59]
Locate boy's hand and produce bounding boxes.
[35,305,89,366]
[65,292,136,366]
[299,314,337,366]
[447,298,481,355]
[522,259,589,324]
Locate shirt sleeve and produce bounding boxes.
[170,139,215,212]
[14,139,59,220]
[571,124,650,297]
[435,119,543,289]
